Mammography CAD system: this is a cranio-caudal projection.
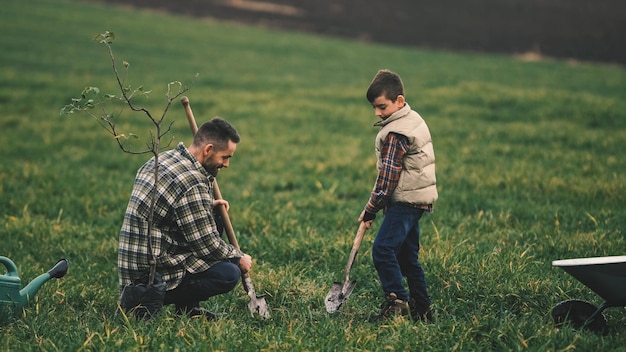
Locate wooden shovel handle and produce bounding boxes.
[344,222,368,281]
[181,97,240,250]
[212,181,240,249]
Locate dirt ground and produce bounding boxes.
[93,0,625,65]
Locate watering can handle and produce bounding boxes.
[0,256,19,277]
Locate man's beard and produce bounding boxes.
[207,166,220,177]
[203,161,221,177]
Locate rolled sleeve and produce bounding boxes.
[365,133,408,214]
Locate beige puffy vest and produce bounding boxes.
[374,104,438,205]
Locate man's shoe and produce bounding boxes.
[188,307,217,320]
[176,306,216,321]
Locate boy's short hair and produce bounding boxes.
[366,69,405,103]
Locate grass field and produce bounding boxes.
[1,0,625,350]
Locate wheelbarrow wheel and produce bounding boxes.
[551,299,607,334]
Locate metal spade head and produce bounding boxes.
[248,294,271,319]
[242,276,270,319]
[325,280,356,313]
[325,223,367,313]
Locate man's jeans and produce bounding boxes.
[372,203,430,307]
[164,261,241,312]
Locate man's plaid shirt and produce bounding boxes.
[118,143,243,291]
[365,132,434,215]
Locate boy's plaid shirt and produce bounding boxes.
[118,143,242,291]
[365,133,434,215]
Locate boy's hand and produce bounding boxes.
[358,210,376,229]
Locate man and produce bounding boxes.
[118,117,252,319]
[358,69,438,322]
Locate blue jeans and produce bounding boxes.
[372,203,430,307]
[164,261,241,311]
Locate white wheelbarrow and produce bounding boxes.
[551,255,626,334]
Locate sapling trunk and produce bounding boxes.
[61,31,193,299]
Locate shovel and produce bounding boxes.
[325,222,367,313]
[213,182,271,319]
[182,96,270,319]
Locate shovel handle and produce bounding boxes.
[182,96,265,314]
[182,96,239,250]
[212,181,240,249]
[343,222,368,283]
[213,180,255,288]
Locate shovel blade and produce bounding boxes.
[242,275,271,319]
[248,294,271,319]
[325,280,356,313]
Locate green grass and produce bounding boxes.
[1,0,625,350]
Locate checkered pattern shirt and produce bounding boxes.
[365,133,434,215]
[118,143,243,291]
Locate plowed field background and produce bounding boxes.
[92,0,626,65]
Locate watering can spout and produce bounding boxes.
[1,257,68,310]
[19,259,68,302]
[46,259,69,279]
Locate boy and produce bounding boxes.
[358,69,438,322]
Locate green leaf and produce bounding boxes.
[59,105,71,116]
[82,86,100,96]
[93,31,115,44]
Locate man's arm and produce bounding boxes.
[176,185,244,260]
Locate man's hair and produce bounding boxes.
[193,117,240,151]
[366,69,405,103]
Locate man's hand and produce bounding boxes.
[358,210,375,230]
[238,254,252,273]
[214,199,230,212]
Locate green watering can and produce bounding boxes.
[0,256,68,309]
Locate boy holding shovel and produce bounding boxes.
[358,69,438,322]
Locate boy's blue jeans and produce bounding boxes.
[372,203,430,307]
[164,261,241,312]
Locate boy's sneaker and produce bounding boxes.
[371,293,410,321]
[409,298,434,323]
